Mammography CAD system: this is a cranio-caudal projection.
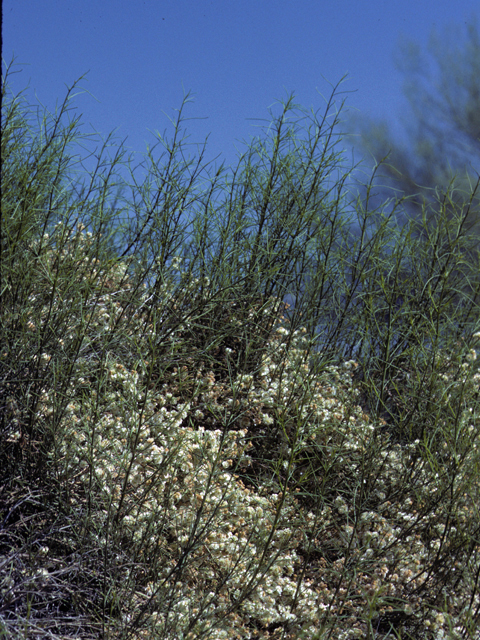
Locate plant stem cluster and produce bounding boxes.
[1,60,480,639]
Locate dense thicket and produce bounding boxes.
[1,60,479,639]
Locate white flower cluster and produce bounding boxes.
[29,228,480,639]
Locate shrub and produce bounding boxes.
[1,60,479,639]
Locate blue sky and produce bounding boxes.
[3,0,478,173]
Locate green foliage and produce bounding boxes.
[1,59,480,639]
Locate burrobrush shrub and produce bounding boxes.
[2,60,479,639]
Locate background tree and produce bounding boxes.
[343,18,480,363]
[348,17,480,224]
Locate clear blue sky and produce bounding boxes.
[3,0,478,172]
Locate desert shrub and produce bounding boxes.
[1,60,479,639]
